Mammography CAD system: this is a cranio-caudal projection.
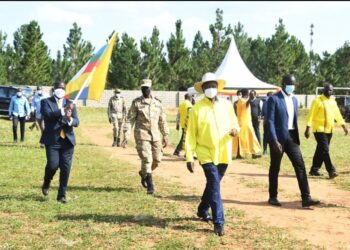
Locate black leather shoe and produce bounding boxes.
[302,198,320,207]
[309,170,323,176]
[145,174,154,195]
[41,182,50,196]
[57,197,67,204]
[139,170,147,188]
[197,211,212,222]
[268,197,282,206]
[329,172,338,179]
[173,151,180,156]
[214,224,224,236]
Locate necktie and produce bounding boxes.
[57,99,66,139]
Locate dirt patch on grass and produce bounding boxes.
[82,126,350,249]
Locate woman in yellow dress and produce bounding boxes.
[233,89,261,158]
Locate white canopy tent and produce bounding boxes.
[215,36,280,95]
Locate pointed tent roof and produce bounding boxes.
[216,36,279,95]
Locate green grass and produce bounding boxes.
[0,108,322,249]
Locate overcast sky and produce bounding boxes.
[1,1,350,58]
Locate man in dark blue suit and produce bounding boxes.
[266,74,320,208]
[40,80,79,203]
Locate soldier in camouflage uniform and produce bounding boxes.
[108,88,127,147]
[121,79,169,195]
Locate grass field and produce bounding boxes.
[0,106,344,249]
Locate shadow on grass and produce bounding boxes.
[57,213,209,232]
[56,213,167,228]
[31,185,136,193]
[234,173,296,178]
[68,185,136,193]
[223,199,326,210]
[158,194,201,203]
[162,158,185,162]
[0,194,47,202]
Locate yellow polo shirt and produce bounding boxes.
[178,99,192,129]
[185,97,240,165]
[306,95,345,133]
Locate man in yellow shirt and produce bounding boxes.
[185,72,240,237]
[305,83,348,178]
[173,93,193,156]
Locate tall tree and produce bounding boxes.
[0,31,8,84]
[209,8,233,71]
[264,18,312,92]
[247,36,268,82]
[333,41,350,87]
[12,21,52,85]
[140,26,167,90]
[166,20,191,91]
[63,22,94,82]
[190,31,211,83]
[108,33,141,90]
[233,22,251,63]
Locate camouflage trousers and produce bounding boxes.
[136,140,162,176]
[111,114,124,140]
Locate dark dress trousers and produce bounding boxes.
[40,96,79,198]
[266,92,310,200]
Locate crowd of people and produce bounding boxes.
[6,72,348,236]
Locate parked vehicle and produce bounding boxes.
[0,86,33,119]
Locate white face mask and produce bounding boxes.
[54,88,65,99]
[17,92,22,97]
[115,94,121,98]
[204,88,218,99]
[37,90,43,95]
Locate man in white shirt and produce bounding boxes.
[266,74,320,208]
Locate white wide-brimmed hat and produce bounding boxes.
[194,72,226,93]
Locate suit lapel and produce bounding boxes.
[47,96,58,112]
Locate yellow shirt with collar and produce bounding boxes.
[306,94,345,133]
[178,99,192,129]
[185,96,240,165]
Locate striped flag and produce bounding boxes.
[65,31,117,102]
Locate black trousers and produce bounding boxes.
[174,128,184,154]
[252,117,261,145]
[43,138,74,198]
[263,122,268,153]
[268,130,310,200]
[310,132,335,174]
[12,116,26,141]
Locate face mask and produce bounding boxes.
[17,92,22,97]
[284,85,295,95]
[141,87,151,98]
[38,90,42,96]
[54,88,65,99]
[204,88,217,99]
[115,94,120,98]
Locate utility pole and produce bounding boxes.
[310,24,315,74]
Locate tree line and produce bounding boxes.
[0,8,350,94]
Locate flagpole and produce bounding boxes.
[72,66,97,104]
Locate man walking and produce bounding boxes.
[305,83,348,178]
[8,88,31,143]
[40,80,79,204]
[108,88,126,147]
[30,86,48,147]
[122,79,169,195]
[186,72,240,236]
[266,74,320,208]
[173,93,193,157]
[249,90,262,145]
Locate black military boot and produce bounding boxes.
[116,138,121,147]
[145,174,154,195]
[112,137,117,147]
